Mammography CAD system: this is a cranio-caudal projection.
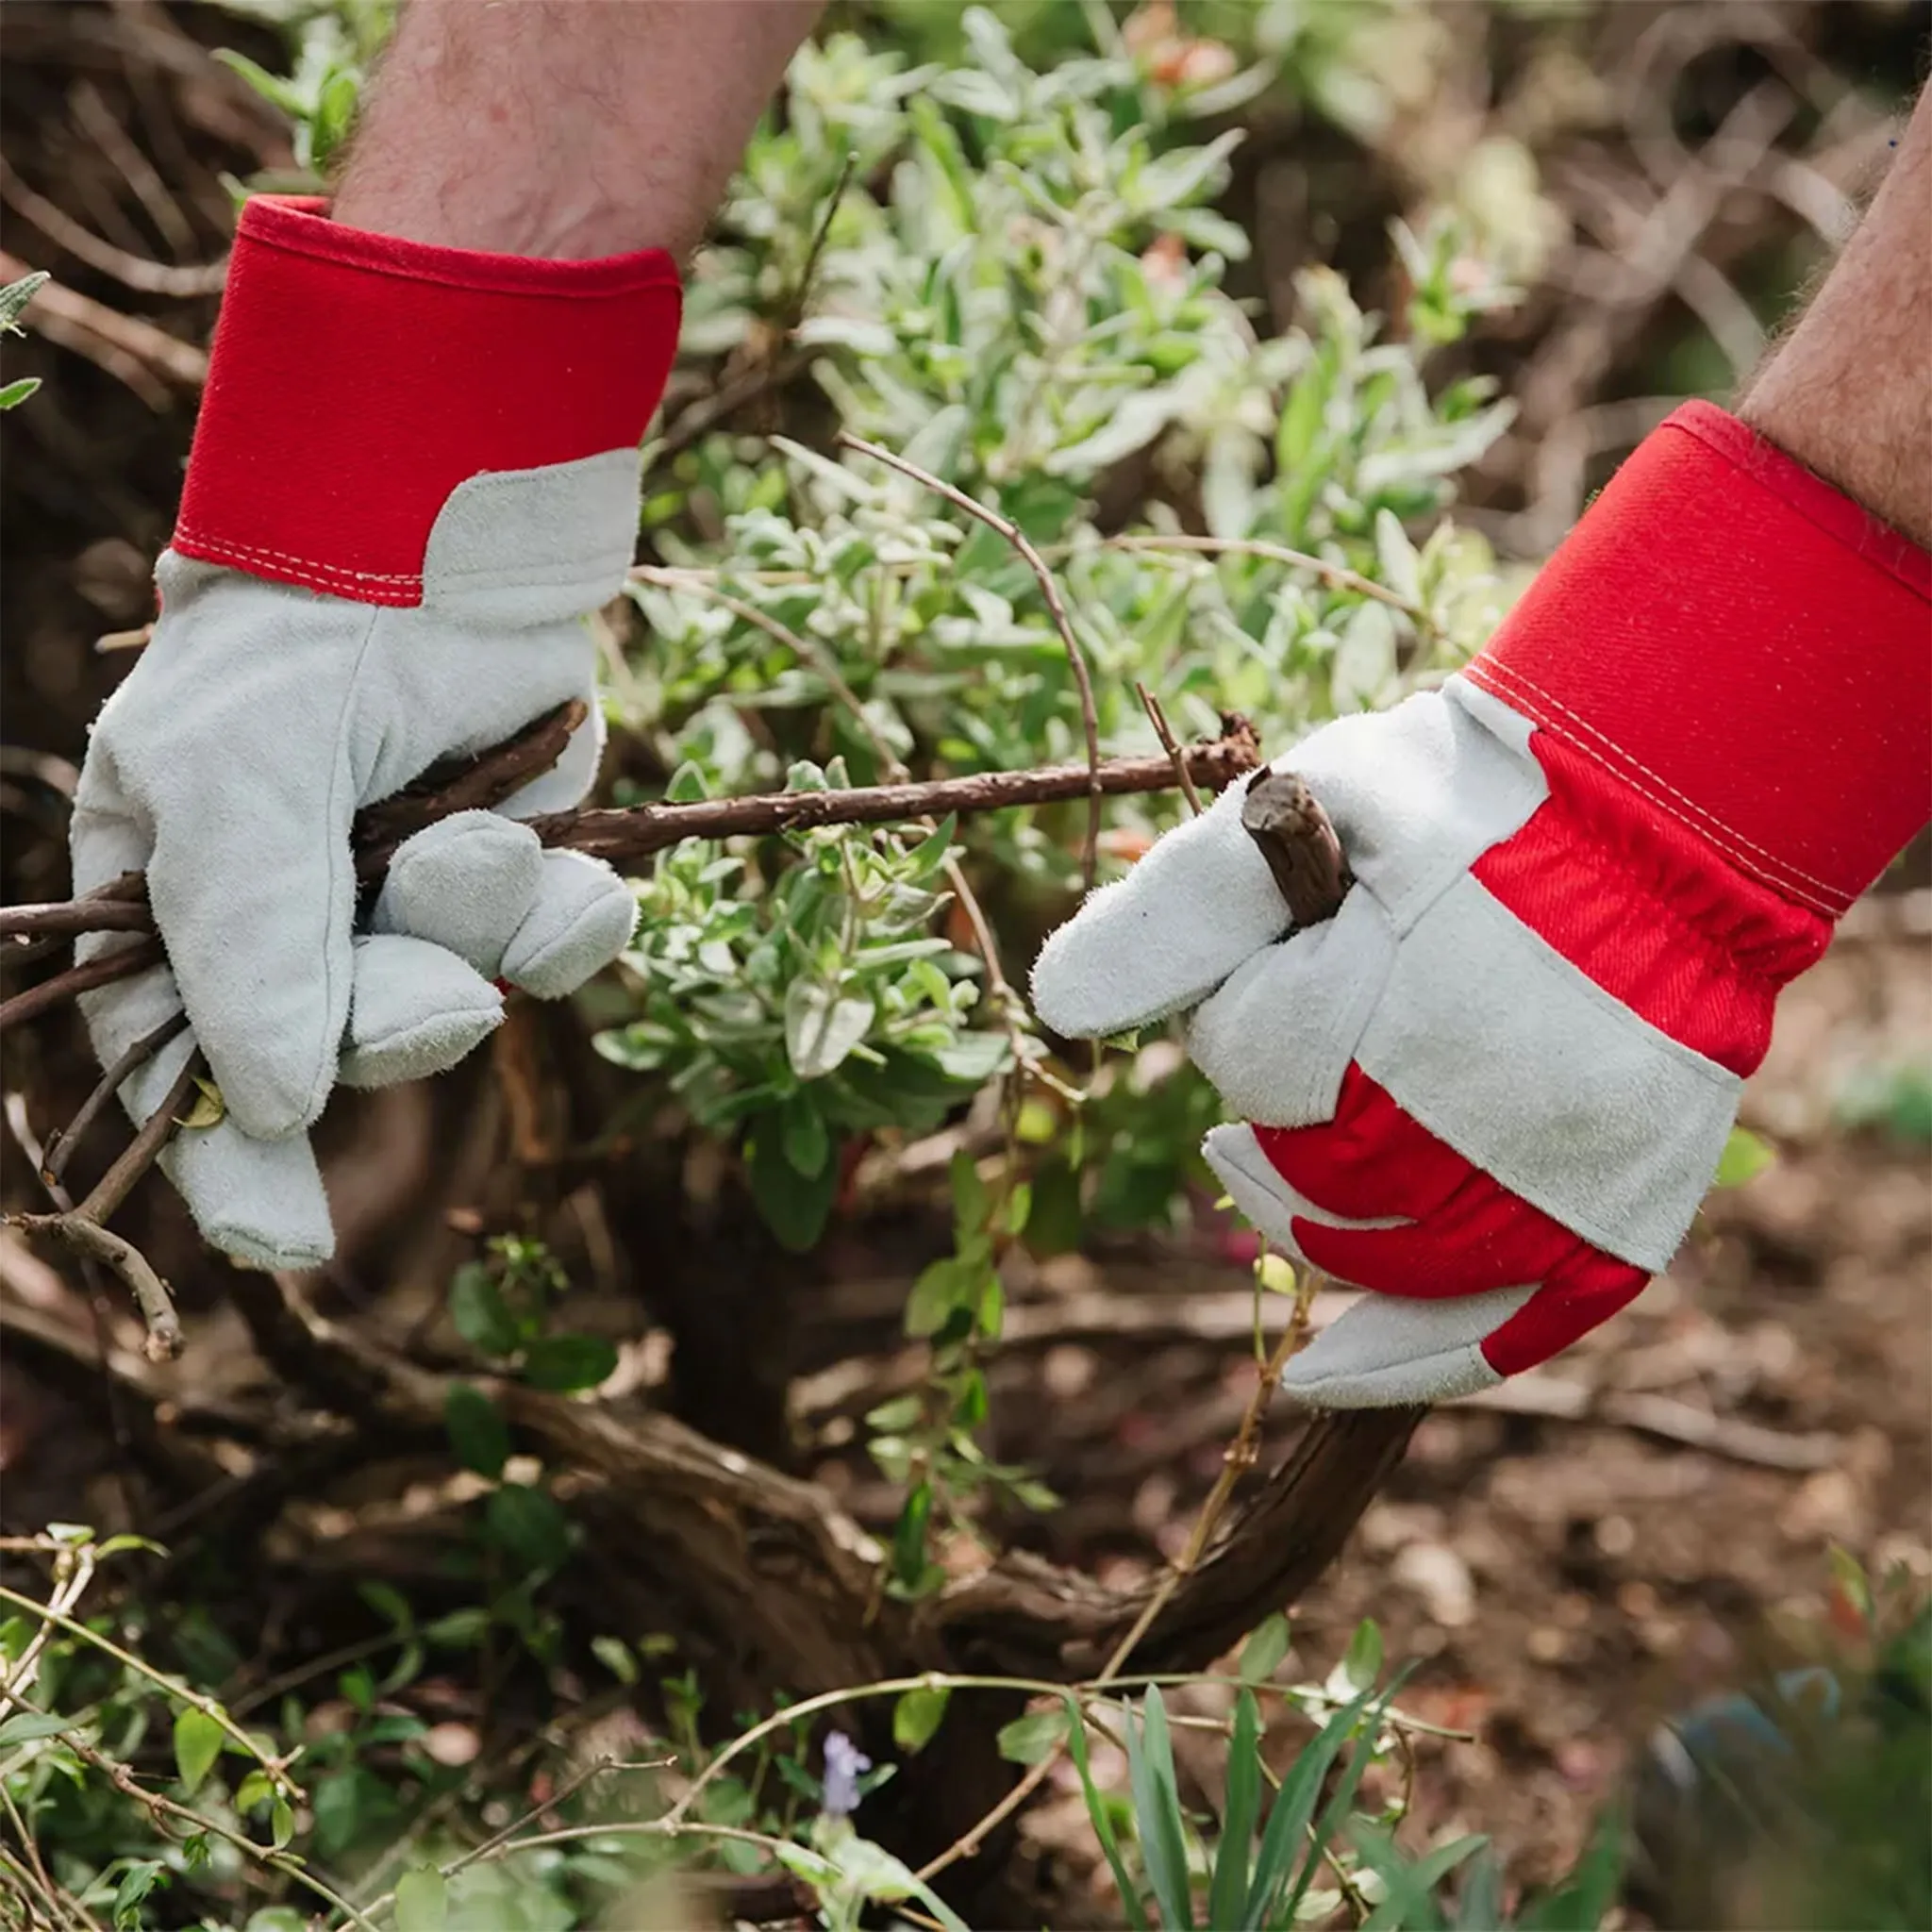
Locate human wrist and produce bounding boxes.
[174,197,679,608]
[1462,402,1932,923]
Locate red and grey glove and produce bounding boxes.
[71,197,680,1268]
[1033,404,1931,1407]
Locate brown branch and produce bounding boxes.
[0,249,209,393]
[1136,681,1201,817]
[836,430,1107,891]
[0,157,228,296]
[0,728,1263,957]
[534,736,1257,867]
[0,936,163,1030]
[41,1010,190,1187]
[8,1055,202,1361]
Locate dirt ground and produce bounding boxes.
[935,906,1931,1908]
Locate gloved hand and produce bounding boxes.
[1034,403,1930,1407]
[71,197,681,1269]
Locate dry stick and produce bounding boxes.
[835,429,1107,891]
[915,768,1415,1889]
[917,1316,1310,1884]
[41,1010,190,1188]
[8,1056,202,1361]
[0,737,1263,957]
[1092,532,1427,627]
[1135,680,1203,817]
[0,156,228,296]
[0,935,163,1030]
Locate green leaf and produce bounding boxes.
[892,1684,951,1754]
[111,1858,169,1929]
[270,1798,295,1849]
[0,270,50,333]
[779,1091,831,1179]
[173,1707,223,1798]
[949,1148,989,1234]
[485,1484,572,1572]
[235,1770,275,1814]
[449,1264,518,1356]
[1354,1820,1487,1929]
[996,1703,1071,1766]
[443,1383,509,1478]
[1208,1690,1262,1932]
[1713,1125,1775,1189]
[0,1709,75,1744]
[1241,1684,1381,1929]
[1341,1616,1384,1695]
[748,1124,840,1252]
[1256,1253,1297,1297]
[1125,1688,1192,1930]
[591,1634,639,1685]
[0,376,40,411]
[904,1256,973,1338]
[1239,1611,1291,1683]
[1066,1697,1150,1931]
[395,1865,449,1932]
[785,979,876,1081]
[523,1334,618,1392]
[891,1481,933,1587]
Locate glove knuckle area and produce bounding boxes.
[1186,889,1392,1125]
[162,1119,334,1272]
[498,851,637,1001]
[1028,779,1290,1039]
[375,810,544,977]
[340,934,503,1090]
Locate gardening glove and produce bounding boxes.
[70,197,681,1270]
[1033,403,1931,1407]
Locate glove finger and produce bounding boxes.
[1202,1121,1405,1263]
[1185,889,1393,1127]
[1288,1172,1575,1297]
[1250,1066,1471,1223]
[373,810,545,978]
[142,740,356,1143]
[119,1024,335,1270]
[1475,1247,1647,1378]
[1029,776,1298,1040]
[338,934,504,1090]
[498,695,605,818]
[1280,1284,1541,1408]
[499,849,637,999]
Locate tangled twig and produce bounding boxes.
[0,708,1261,1357]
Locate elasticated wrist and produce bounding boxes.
[1463,401,1932,923]
[173,196,681,607]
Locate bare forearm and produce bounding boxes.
[333,0,824,261]
[1740,87,1932,547]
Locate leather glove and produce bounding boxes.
[71,197,681,1269]
[1033,403,1930,1407]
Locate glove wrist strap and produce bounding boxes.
[172,196,681,608]
[1463,400,1931,919]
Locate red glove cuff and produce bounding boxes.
[173,196,681,607]
[1464,401,1932,920]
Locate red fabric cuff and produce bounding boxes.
[173,196,681,607]
[1464,401,1932,917]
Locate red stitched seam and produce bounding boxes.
[173,532,423,605]
[1464,659,1848,917]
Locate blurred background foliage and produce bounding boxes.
[1,3,1927,1929]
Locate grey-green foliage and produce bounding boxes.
[1,268,48,409]
[618,6,1524,1248]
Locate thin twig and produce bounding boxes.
[0,249,208,391]
[0,936,163,1030]
[912,1318,1307,1885]
[1136,680,1202,816]
[1088,532,1428,626]
[42,1010,190,1187]
[8,1056,201,1360]
[3,736,1264,953]
[836,430,1107,889]
[4,1694,372,1929]
[0,158,227,295]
